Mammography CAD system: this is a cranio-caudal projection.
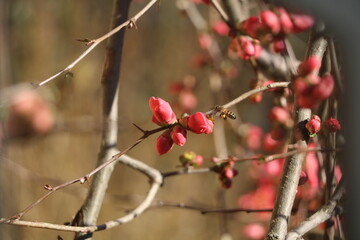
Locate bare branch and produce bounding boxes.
[285,179,345,240]
[33,0,159,87]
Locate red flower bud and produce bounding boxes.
[278,8,294,34]
[156,130,174,155]
[306,115,321,135]
[170,125,187,146]
[272,38,286,53]
[187,112,214,134]
[297,56,321,76]
[239,16,264,38]
[325,118,341,132]
[149,97,177,125]
[260,10,281,34]
[290,13,314,33]
[313,74,334,100]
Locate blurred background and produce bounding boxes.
[0,0,309,239]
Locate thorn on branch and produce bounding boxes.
[133,123,146,134]
[128,19,138,29]
[30,82,39,88]
[80,176,89,184]
[76,38,95,46]
[43,184,53,191]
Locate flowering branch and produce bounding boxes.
[266,26,329,240]
[32,0,159,87]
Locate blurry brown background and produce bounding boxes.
[0,0,308,239]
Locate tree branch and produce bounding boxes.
[285,178,345,240]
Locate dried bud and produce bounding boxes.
[325,118,341,132]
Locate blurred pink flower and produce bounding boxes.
[243,223,266,240]
[212,21,230,36]
[7,90,54,136]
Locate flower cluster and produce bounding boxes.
[149,97,214,155]
[293,57,335,108]
[212,159,238,188]
[179,151,204,168]
[229,36,262,60]
[239,8,314,53]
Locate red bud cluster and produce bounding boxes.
[213,160,238,189]
[149,97,214,155]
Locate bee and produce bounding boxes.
[213,105,236,120]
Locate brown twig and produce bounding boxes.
[0,155,163,234]
[33,0,159,87]
[7,124,172,221]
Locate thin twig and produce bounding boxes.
[7,124,171,220]
[33,0,159,87]
[0,155,163,233]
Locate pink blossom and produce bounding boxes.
[263,133,286,153]
[260,10,281,34]
[297,56,321,76]
[290,13,315,33]
[212,21,230,36]
[7,90,55,136]
[313,74,334,99]
[246,125,263,151]
[306,115,321,135]
[272,37,286,53]
[239,16,265,38]
[198,33,212,50]
[186,112,214,134]
[238,181,276,219]
[149,97,177,125]
[170,125,187,146]
[268,106,291,124]
[243,223,266,240]
[229,37,262,60]
[278,8,294,34]
[156,130,174,155]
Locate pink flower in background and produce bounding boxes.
[186,112,214,134]
[229,37,262,60]
[7,90,55,137]
[156,130,174,155]
[198,33,212,50]
[212,21,230,36]
[260,10,281,34]
[245,125,263,151]
[149,97,177,125]
[243,223,266,240]
[268,106,291,125]
[297,56,321,76]
[238,181,276,218]
[290,13,315,33]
